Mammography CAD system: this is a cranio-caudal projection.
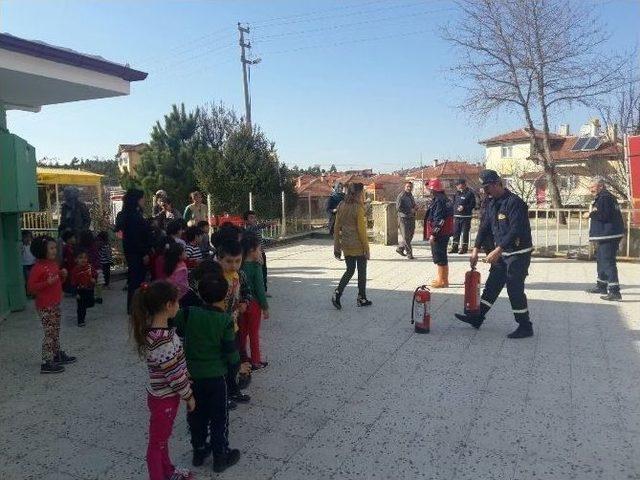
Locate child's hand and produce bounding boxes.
[263,309,270,320]
[186,396,196,412]
[239,303,247,313]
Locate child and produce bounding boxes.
[166,219,187,248]
[216,240,251,404]
[21,230,36,292]
[96,231,113,289]
[243,210,270,295]
[71,250,96,327]
[130,281,194,480]
[184,226,204,268]
[27,235,76,374]
[164,242,200,308]
[60,230,76,295]
[240,233,269,370]
[78,231,102,304]
[196,220,211,258]
[174,275,241,473]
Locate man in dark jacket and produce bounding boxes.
[425,178,453,287]
[326,182,345,236]
[396,182,417,259]
[58,186,91,236]
[585,178,624,301]
[455,170,534,339]
[449,178,476,254]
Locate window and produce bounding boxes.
[501,145,513,158]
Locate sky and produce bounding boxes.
[1,0,639,172]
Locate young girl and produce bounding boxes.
[71,250,96,327]
[130,281,194,480]
[240,234,269,370]
[27,236,76,374]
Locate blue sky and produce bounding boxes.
[2,0,639,172]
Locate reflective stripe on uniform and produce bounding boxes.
[481,299,493,307]
[512,308,528,314]
[589,234,624,241]
[502,247,534,257]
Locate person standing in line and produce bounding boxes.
[183,191,208,227]
[157,198,181,232]
[424,178,454,288]
[115,188,152,313]
[57,186,91,237]
[326,182,345,236]
[455,170,534,339]
[71,250,96,327]
[396,181,417,259]
[22,230,36,293]
[584,177,624,301]
[244,210,270,296]
[130,281,195,480]
[332,183,372,309]
[449,178,476,254]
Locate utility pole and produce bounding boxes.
[238,23,261,130]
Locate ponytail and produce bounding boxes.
[129,280,179,357]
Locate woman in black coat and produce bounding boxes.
[116,188,152,312]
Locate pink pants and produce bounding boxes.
[147,393,179,480]
[238,300,262,365]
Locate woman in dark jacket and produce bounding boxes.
[115,188,152,312]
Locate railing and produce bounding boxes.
[529,208,639,260]
[21,212,58,238]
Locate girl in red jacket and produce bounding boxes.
[27,236,77,374]
[71,250,97,327]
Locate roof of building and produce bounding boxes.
[117,143,147,155]
[406,161,484,180]
[548,137,622,162]
[37,167,103,186]
[0,33,147,82]
[336,174,373,186]
[296,178,334,197]
[479,128,565,145]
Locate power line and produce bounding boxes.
[249,0,394,26]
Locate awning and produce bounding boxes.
[37,167,103,187]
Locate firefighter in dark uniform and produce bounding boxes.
[584,177,624,301]
[455,170,534,339]
[449,178,476,254]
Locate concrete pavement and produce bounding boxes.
[1,238,639,479]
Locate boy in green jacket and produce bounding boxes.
[240,233,269,370]
[174,275,241,473]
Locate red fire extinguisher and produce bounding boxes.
[464,267,482,316]
[411,285,431,334]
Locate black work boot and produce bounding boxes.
[454,313,484,329]
[586,284,607,294]
[192,445,211,467]
[395,247,407,257]
[213,449,241,473]
[331,289,342,310]
[601,291,622,301]
[507,323,534,339]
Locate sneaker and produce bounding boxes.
[169,468,193,480]
[356,296,372,307]
[229,392,251,403]
[40,361,65,374]
[601,292,622,301]
[395,247,407,257]
[192,445,211,467]
[78,321,86,328]
[507,324,534,339]
[265,293,272,298]
[455,313,483,329]
[53,351,77,365]
[213,449,241,473]
[407,254,415,260]
[251,362,269,371]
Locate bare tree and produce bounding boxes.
[443,0,630,215]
